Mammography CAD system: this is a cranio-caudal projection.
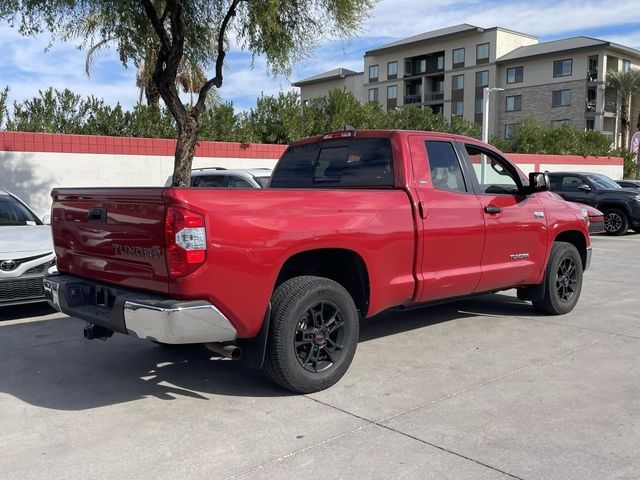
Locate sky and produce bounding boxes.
[1,0,640,113]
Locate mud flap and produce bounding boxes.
[237,303,271,369]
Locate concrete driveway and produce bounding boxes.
[1,234,639,480]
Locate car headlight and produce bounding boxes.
[633,194,640,203]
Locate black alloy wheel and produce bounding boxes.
[555,256,578,304]
[294,301,345,373]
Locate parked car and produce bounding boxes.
[0,190,55,307]
[547,172,640,235]
[616,179,640,190]
[45,130,591,393]
[164,167,272,188]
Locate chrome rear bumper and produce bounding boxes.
[44,273,237,344]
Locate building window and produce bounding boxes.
[369,65,379,82]
[475,98,483,114]
[452,101,464,116]
[437,55,445,71]
[506,66,523,84]
[453,48,465,68]
[387,85,397,109]
[417,59,427,73]
[552,89,571,106]
[551,119,571,128]
[505,124,518,138]
[475,70,489,87]
[553,59,572,77]
[623,59,631,72]
[387,61,398,79]
[505,95,522,112]
[368,88,378,103]
[452,74,464,90]
[476,43,490,64]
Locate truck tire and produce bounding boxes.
[603,207,629,235]
[532,242,583,315]
[263,276,359,393]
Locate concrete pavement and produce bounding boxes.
[1,234,639,479]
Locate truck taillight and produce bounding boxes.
[165,206,206,277]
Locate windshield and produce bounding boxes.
[586,174,620,190]
[0,195,41,226]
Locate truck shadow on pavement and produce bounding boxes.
[0,293,537,410]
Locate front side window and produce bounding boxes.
[465,144,521,195]
[453,48,465,68]
[505,95,522,112]
[506,66,523,84]
[369,65,379,82]
[552,89,571,106]
[387,61,398,79]
[476,43,490,63]
[368,88,378,102]
[228,177,253,188]
[561,175,589,191]
[553,59,572,77]
[192,175,228,187]
[425,141,467,193]
[476,70,489,87]
[452,74,464,90]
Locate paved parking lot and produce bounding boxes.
[1,234,639,480]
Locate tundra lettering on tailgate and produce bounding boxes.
[112,243,162,259]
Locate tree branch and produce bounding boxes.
[193,0,242,116]
[139,0,170,53]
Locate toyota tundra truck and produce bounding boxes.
[44,130,592,393]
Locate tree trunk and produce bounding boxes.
[173,114,199,187]
[145,79,161,106]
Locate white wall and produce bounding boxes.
[0,151,278,218]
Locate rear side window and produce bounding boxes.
[192,175,228,187]
[270,138,394,188]
[425,141,467,192]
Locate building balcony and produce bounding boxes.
[604,101,617,116]
[587,68,598,82]
[404,93,422,104]
[425,91,444,102]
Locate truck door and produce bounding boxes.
[557,174,596,206]
[408,136,485,302]
[461,143,548,292]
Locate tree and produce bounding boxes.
[1,0,374,186]
[606,68,640,149]
[0,86,8,130]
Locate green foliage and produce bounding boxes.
[0,86,8,129]
[616,148,640,179]
[249,92,307,144]
[491,117,613,156]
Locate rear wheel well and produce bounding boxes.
[554,231,587,269]
[597,203,629,216]
[275,249,370,317]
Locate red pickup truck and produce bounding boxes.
[44,130,592,393]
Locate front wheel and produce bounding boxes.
[603,208,629,236]
[263,276,359,393]
[532,242,583,315]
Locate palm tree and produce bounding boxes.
[85,37,208,107]
[606,68,640,149]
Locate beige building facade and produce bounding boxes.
[292,24,640,146]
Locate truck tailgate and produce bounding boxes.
[51,188,169,294]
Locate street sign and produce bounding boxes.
[632,131,640,154]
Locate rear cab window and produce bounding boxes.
[270,138,394,188]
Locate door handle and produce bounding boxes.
[484,205,502,214]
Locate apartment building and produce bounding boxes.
[292,24,640,145]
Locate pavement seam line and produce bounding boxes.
[305,396,525,480]
[223,422,374,479]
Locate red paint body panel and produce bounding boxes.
[49,131,591,341]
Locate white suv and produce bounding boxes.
[165,168,272,188]
[0,190,55,307]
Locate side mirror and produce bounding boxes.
[42,214,51,225]
[577,184,592,192]
[527,172,550,193]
